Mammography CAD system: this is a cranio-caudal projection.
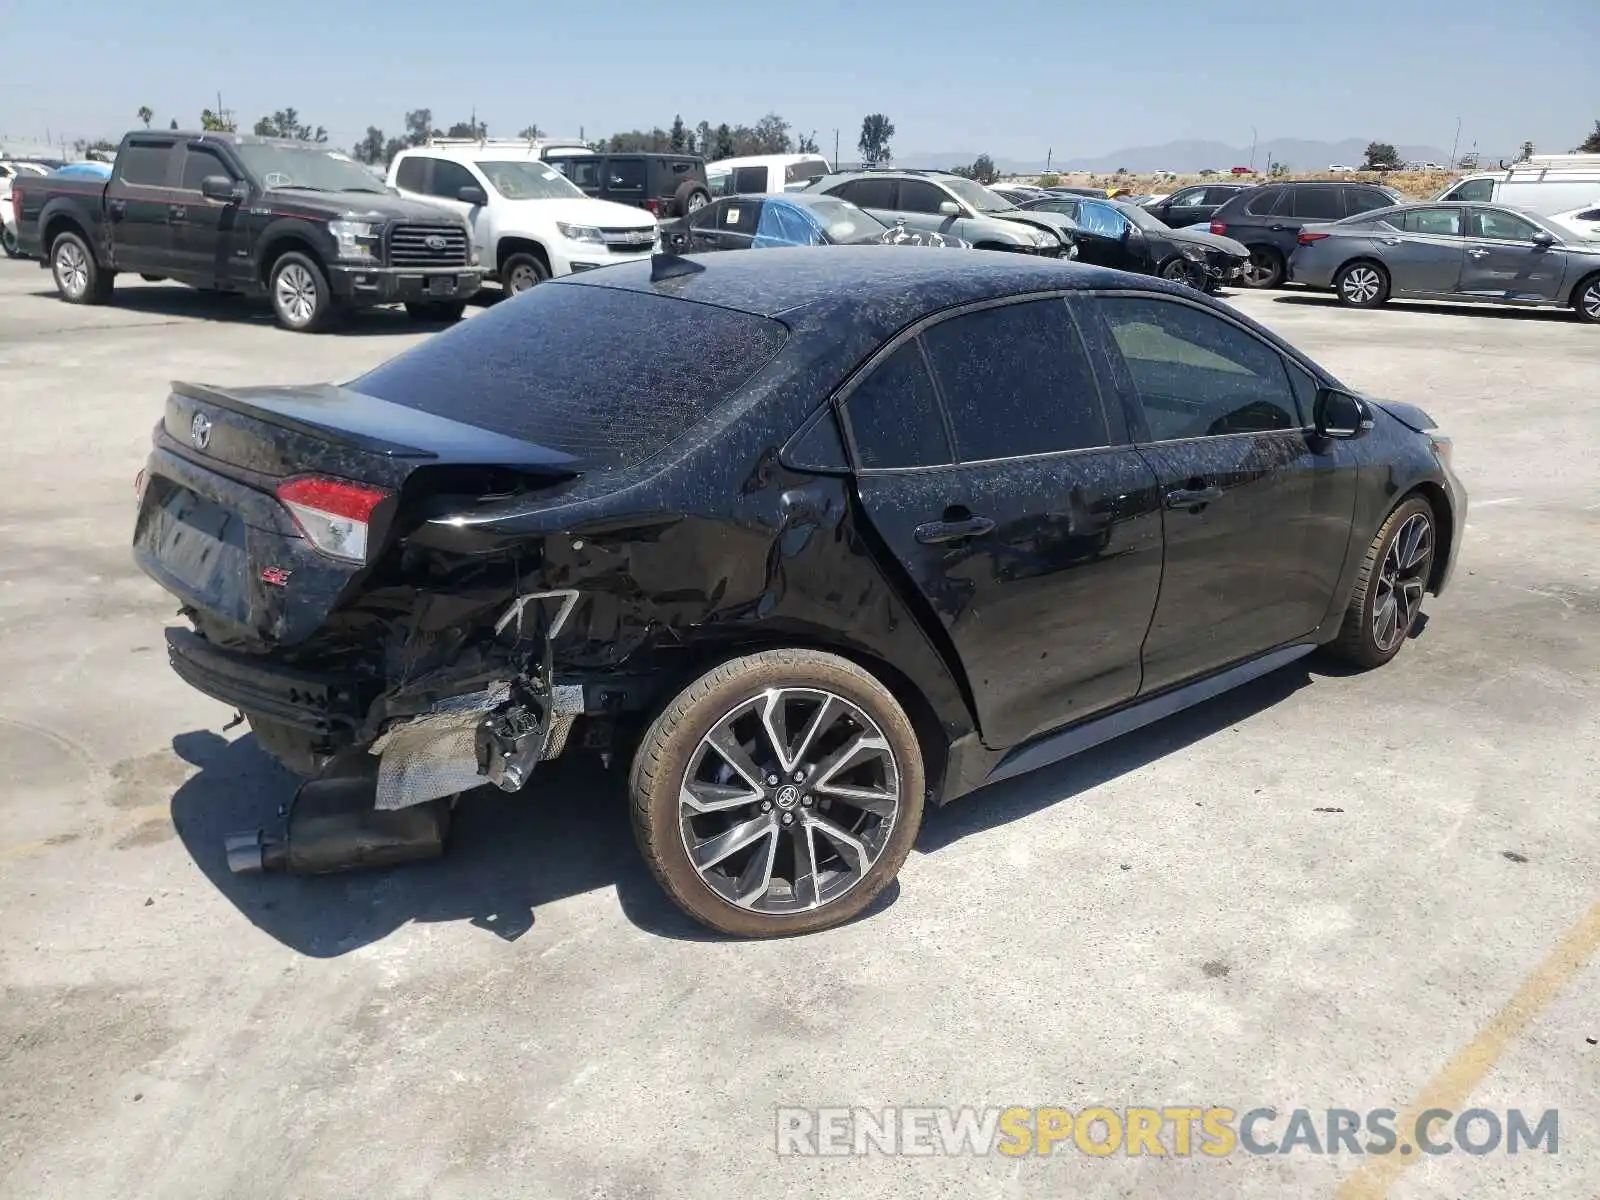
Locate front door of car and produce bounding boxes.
[841,297,1166,748]
[170,143,248,288]
[827,177,900,231]
[1071,200,1134,269]
[1457,208,1568,301]
[1082,292,1358,694]
[1373,206,1466,295]
[1157,186,1210,229]
[891,179,965,239]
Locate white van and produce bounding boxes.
[1435,154,1600,216]
[706,153,832,198]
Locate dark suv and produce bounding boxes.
[544,152,711,218]
[1208,181,1402,288]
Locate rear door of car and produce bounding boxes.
[106,137,183,273]
[169,141,248,287]
[1079,291,1359,693]
[1157,186,1211,228]
[689,197,763,250]
[842,295,1165,747]
[1278,185,1346,257]
[827,177,898,227]
[892,178,962,238]
[1377,206,1468,295]
[1458,207,1569,300]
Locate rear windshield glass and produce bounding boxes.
[347,284,788,469]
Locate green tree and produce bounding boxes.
[670,115,687,152]
[200,108,235,132]
[714,123,735,160]
[858,113,895,165]
[352,126,388,165]
[445,118,487,139]
[254,109,327,142]
[168,118,179,131]
[1038,172,1060,188]
[1361,141,1400,170]
[404,109,437,147]
[951,154,999,184]
[518,124,543,140]
[1578,121,1600,153]
[753,113,792,154]
[137,105,153,128]
[797,130,819,155]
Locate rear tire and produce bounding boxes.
[1572,272,1600,324]
[1335,260,1391,308]
[1242,245,1285,289]
[268,251,336,332]
[51,231,114,304]
[1,223,22,259]
[1326,496,1436,669]
[630,649,924,937]
[404,300,467,322]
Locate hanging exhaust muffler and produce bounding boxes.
[224,754,451,876]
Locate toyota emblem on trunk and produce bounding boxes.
[190,412,212,450]
[424,234,447,251]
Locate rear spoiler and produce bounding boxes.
[172,381,437,459]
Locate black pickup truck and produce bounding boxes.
[13,131,484,331]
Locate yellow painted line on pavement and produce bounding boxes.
[1335,900,1600,1199]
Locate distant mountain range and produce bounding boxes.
[898,138,1460,175]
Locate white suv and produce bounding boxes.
[388,140,661,294]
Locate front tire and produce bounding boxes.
[630,649,925,937]
[268,251,336,332]
[1242,245,1285,289]
[1326,496,1436,669]
[500,251,549,296]
[1158,256,1205,289]
[1,223,22,259]
[51,232,114,304]
[1335,260,1391,308]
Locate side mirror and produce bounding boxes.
[1314,387,1373,439]
[1530,230,1556,248]
[457,185,488,206]
[200,175,241,202]
[938,200,961,217]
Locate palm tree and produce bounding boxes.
[137,106,154,128]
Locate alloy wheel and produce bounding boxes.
[1582,280,1600,322]
[678,687,902,915]
[1372,512,1432,653]
[1243,249,1279,287]
[55,241,89,299]
[1342,265,1383,304]
[687,192,708,213]
[274,263,317,326]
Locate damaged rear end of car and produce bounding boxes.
[133,279,795,822]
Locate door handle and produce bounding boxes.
[1467,248,1489,258]
[168,204,187,222]
[1379,237,1403,245]
[1270,224,1288,232]
[108,199,126,218]
[1165,486,1224,509]
[915,515,995,544]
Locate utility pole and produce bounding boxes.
[1249,125,1258,171]
[1046,146,1052,172]
[834,129,840,169]
[1449,115,1462,168]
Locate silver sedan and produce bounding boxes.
[1287,201,1600,322]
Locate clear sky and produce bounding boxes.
[2,0,1595,162]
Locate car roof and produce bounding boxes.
[556,245,1139,322]
[709,153,830,169]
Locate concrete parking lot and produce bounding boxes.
[1,261,1595,1199]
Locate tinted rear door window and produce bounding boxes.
[1291,186,1345,220]
[842,342,951,469]
[117,143,174,187]
[1243,188,1287,216]
[837,177,895,208]
[350,286,787,469]
[920,299,1109,461]
[606,160,646,193]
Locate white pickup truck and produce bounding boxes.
[388,139,660,294]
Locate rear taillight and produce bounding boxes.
[643,198,661,215]
[1297,232,1330,246]
[1209,221,1227,236]
[275,476,391,563]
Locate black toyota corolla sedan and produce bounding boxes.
[133,249,1465,936]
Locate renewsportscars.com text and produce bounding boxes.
[774,1106,1559,1158]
